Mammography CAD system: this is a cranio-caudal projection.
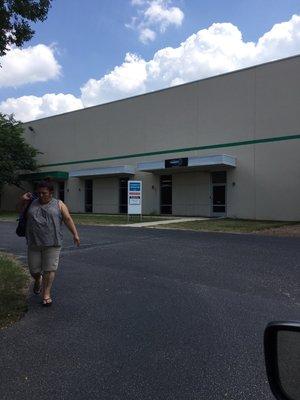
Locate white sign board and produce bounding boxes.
[128,180,142,214]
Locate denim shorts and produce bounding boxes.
[27,245,62,274]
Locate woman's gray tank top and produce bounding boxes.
[26,198,63,247]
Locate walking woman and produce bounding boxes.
[19,179,80,306]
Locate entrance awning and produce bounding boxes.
[19,171,69,181]
[138,155,236,173]
[69,165,135,178]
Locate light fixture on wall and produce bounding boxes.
[28,126,35,133]
[232,182,236,186]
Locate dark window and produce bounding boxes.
[58,182,65,202]
[160,175,172,214]
[212,171,227,184]
[85,180,93,213]
[212,186,226,213]
[119,178,129,214]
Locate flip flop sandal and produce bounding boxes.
[42,298,53,307]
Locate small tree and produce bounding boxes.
[0,0,52,57]
[0,113,39,191]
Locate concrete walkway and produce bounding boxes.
[125,217,209,227]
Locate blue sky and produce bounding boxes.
[0,0,300,121]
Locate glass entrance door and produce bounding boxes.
[85,179,93,213]
[212,185,226,216]
[211,172,226,217]
[119,177,129,214]
[58,182,65,202]
[160,175,172,214]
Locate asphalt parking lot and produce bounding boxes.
[0,221,299,400]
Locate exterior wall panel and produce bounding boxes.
[172,172,211,216]
[196,70,255,145]
[93,177,119,214]
[134,172,159,215]
[66,178,85,213]
[255,57,300,139]
[254,141,300,220]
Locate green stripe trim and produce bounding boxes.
[40,134,300,168]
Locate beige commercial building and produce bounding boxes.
[1,55,300,220]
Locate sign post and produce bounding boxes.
[127,180,142,222]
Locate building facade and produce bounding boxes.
[1,55,300,220]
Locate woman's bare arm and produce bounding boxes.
[59,201,80,246]
[17,192,32,212]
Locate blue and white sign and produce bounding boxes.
[128,180,142,214]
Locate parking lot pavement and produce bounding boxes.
[0,221,299,400]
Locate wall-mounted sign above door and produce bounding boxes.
[165,157,188,168]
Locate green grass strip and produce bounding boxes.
[159,219,300,233]
[0,212,174,225]
[0,212,18,221]
[0,253,29,329]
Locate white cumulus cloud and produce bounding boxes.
[126,0,184,43]
[81,53,147,107]
[0,44,61,88]
[82,14,300,106]
[139,28,156,44]
[144,0,184,32]
[2,14,300,121]
[0,94,83,122]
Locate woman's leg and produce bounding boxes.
[41,246,61,304]
[27,246,42,294]
[42,271,55,301]
[32,273,42,294]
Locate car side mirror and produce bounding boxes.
[264,321,300,400]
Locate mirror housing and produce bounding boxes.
[264,321,300,400]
